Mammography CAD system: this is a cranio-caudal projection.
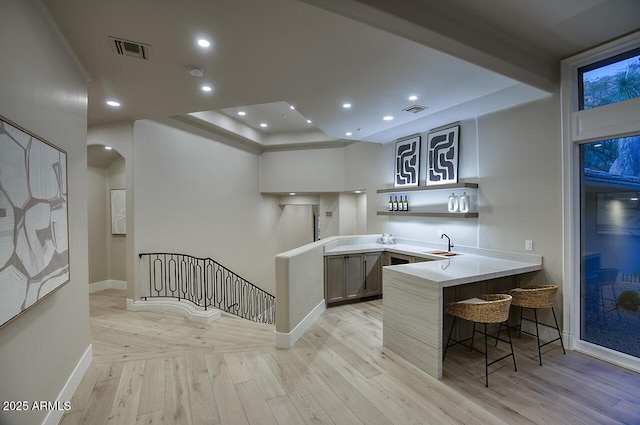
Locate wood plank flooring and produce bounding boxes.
[61,289,640,425]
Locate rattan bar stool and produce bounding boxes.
[508,285,566,366]
[443,294,517,387]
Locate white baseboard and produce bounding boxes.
[42,344,92,425]
[275,299,325,349]
[126,298,221,324]
[89,280,127,293]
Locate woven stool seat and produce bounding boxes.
[507,284,565,366]
[510,285,557,309]
[445,294,512,323]
[443,294,516,387]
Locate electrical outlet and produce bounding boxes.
[525,240,533,251]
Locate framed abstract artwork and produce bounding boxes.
[427,125,459,186]
[0,115,69,329]
[110,189,126,235]
[394,134,420,188]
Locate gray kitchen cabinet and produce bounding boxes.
[325,252,381,305]
[325,255,346,303]
[363,252,381,297]
[344,255,364,300]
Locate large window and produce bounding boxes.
[579,48,640,110]
[563,33,640,372]
[581,136,640,358]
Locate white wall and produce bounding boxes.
[108,158,127,281]
[477,95,561,288]
[87,122,134,296]
[133,119,310,294]
[87,156,127,283]
[0,1,89,424]
[261,147,346,192]
[87,166,108,282]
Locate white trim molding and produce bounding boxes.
[42,344,93,425]
[89,279,127,293]
[126,298,221,324]
[275,299,325,349]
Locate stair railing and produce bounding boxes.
[138,252,275,324]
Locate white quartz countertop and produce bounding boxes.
[384,254,541,288]
[323,239,542,288]
[324,242,450,260]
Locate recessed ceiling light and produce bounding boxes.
[237,111,246,116]
[197,39,210,48]
[383,115,394,121]
[104,146,113,150]
[355,190,362,194]
[106,100,120,107]
[408,95,418,101]
[345,132,352,136]
[306,119,312,124]
[290,105,296,110]
[260,123,268,128]
[290,192,296,196]
[342,103,352,109]
[201,85,212,92]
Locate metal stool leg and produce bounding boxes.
[518,305,524,337]
[471,322,476,352]
[533,308,543,366]
[551,306,566,355]
[484,323,489,387]
[506,320,517,372]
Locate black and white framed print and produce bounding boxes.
[394,134,420,188]
[0,115,69,329]
[426,125,459,186]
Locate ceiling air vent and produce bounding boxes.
[402,105,428,114]
[109,36,150,60]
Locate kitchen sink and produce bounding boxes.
[426,250,459,256]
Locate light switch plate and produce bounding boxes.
[525,240,533,251]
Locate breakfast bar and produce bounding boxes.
[382,252,542,379]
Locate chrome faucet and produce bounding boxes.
[441,233,454,252]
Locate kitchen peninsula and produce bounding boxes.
[382,250,541,379]
[274,235,542,379]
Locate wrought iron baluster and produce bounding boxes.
[138,252,275,324]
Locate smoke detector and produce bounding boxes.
[109,36,150,60]
[187,66,205,77]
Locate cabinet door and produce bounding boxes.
[344,254,363,299]
[363,252,381,297]
[325,256,345,303]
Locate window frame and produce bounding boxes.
[561,31,640,373]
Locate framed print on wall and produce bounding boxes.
[394,134,421,188]
[0,115,70,329]
[110,189,126,235]
[427,125,459,186]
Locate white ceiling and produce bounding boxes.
[44,0,639,146]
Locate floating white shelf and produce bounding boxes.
[376,182,478,194]
[377,211,478,218]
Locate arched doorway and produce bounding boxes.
[86,144,127,292]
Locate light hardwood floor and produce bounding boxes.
[61,289,640,425]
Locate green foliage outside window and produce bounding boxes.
[582,55,640,110]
